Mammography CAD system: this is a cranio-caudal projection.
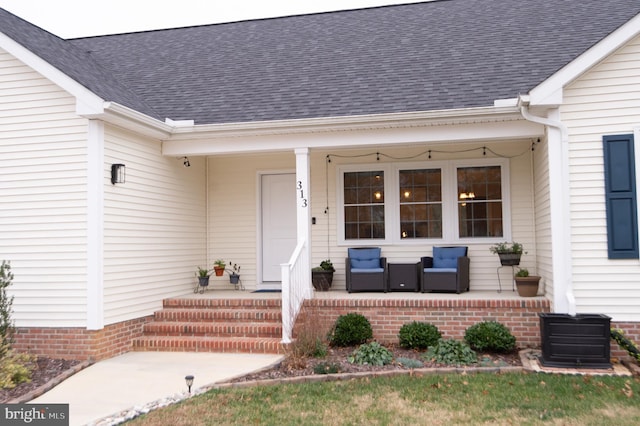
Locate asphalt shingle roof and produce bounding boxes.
[2,0,640,125]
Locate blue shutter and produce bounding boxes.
[603,134,639,259]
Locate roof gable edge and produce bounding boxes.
[0,31,105,115]
[529,12,640,106]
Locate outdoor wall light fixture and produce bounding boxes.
[185,375,194,394]
[111,164,125,185]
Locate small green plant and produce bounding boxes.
[0,346,35,389]
[611,328,640,362]
[313,362,341,374]
[515,268,529,277]
[348,342,393,366]
[398,322,441,349]
[328,313,373,347]
[312,259,335,272]
[196,267,210,278]
[423,339,477,366]
[396,357,424,369]
[464,321,517,353]
[489,242,524,254]
[214,259,225,268]
[0,260,15,356]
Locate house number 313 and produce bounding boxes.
[297,181,308,207]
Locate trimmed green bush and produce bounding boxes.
[398,321,441,349]
[348,342,393,366]
[464,321,516,353]
[328,313,373,347]
[423,339,477,366]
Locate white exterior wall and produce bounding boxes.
[532,136,554,302]
[314,142,537,291]
[0,48,89,327]
[207,142,537,292]
[561,35,640,321]
[103,125,207,324]
[207,152,295,289]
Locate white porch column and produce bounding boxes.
[295,148,312,298]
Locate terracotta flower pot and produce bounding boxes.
[213,266,225,276]
[515,276,540,297]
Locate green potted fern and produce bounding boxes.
[213,259,226,276]
[195,266,210,293]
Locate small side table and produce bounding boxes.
[389,263,420,292]
[496,265,516,293]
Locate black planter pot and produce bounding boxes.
[229,274,240,284]
[539,313,612,369]
[498,253,521,266]
[312,270,334,291]
[195,276,210,294]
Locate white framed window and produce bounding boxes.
[337,158,510,245]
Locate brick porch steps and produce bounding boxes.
[133,298,285,354]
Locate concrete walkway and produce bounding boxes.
[31,351,283,426]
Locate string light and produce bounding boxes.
[326,143,534,163]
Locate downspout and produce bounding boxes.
[518,95,576,315]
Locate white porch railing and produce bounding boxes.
[281,240,310,343]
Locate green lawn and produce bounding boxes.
[128,372,639,425]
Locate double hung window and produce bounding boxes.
[338,159,508,244]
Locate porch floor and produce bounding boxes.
[177,289,544,301]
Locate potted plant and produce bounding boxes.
[227,262,241,285]
[213,259,226,276]
[489,241,524,266]
[312,259,335,291]
[514,268,540,297]
[195,266,210,293]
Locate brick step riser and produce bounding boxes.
[132,338,284,354]
[143,323,282,338]
[154,310,282,322]
[162,299,282,309]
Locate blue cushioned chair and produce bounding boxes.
[420,246,470,293]
[346,247,388,293]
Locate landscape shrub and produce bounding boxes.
[398,321,441,349]
[464,321,516,353]
[348,342,393,366]
[328,313,373,347]
[423,339,477,366]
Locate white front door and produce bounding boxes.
[261,173,297,283]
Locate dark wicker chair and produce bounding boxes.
[420,246,470,294]
[345,247,387,293]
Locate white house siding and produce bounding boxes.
[207,152,295,289]
[0,48,89,327]
[561,34,640,321]
[308,142,538,292]
[103,125,206,325]
[532,136,554,302]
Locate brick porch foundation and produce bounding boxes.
[12,316,152,361]
[298,298,552,348]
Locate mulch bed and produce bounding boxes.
[0,357,82,403]
[227,345,522,383]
